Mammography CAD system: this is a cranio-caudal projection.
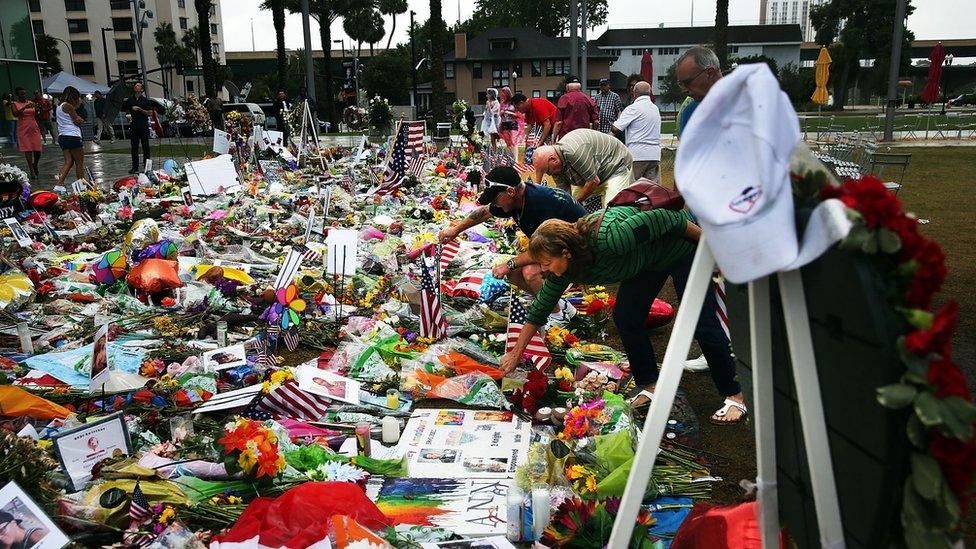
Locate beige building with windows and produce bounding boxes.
[29,0,224,97]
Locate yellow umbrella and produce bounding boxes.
[812,46,832,105]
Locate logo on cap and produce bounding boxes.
[729,186,763,214]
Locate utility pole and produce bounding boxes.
[300,0,316,102]
[130,0,150,92]
[882,0,906,141]
[580,0,587,90]
[100,28,112,85]
[410,10,418,109]
[569,0,578,79]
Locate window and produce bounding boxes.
[210,23,218,35]
[531,60,541,77]
[545,59,570,76]
[531,90,541,98]
[631,49,642,56]
[472,62,482,79]
[186,80,194,93]
[212,42,220,53]
[28,0,40,12]
[491,66,509,87]
[118,60,138,76]
[444,62,454,79]
[730,45,739,54]
[179,17,188,30]
[70,40,91,54]
[74,61,95,75]
[546,90,557,100]
[67,19,89,33]
[178,0,185,7]
[209,5,216,15]
[64,0,85,10]
[115,39,136,53]
[32,20,44,35]
[489,39,515,51]
[657,75,665,81]
[657,47,678,55]
[112,17,133,31]
[110,0,128,8]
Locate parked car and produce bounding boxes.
[222,103,266,126]
[948,93,976,107]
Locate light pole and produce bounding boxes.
[333,40,345,59]
[511,71,518,94]
[100,28,113,85]
[130,0,152,92]
[410,10,417,109]
[881,0,905,141]
[300,0,315,103]
[51,36,75,73]
[940,54,954,115]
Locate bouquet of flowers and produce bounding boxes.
[218,418,287,479]
[180,94,212,134]
[367,96,393,135]
[0,163,29,186]
[542,497,656,549]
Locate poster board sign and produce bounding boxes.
[212,129,231,154]
[3,217,32,247]
[186,155,243,196]
[201,344,247,371]
[394,409,530,478]
[0,481,70,548]
[259,160,284,186]
[367,477,510,537]
[297,365,361,405]
[51,411,132,491]
[421,537,517,549]
[89,323,110,391]
[326,229,358,276]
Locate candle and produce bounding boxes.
[386,388,400,409]
[381,416,400,444]
[531,486,550,540]
[16,322,33,355]
[355,422,372,457]
[216,321,228,347]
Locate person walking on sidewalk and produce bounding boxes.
[55,86,86,186]
[34,91,56,144]
[122,83,152,174]
[11,87,42,178]
[3,93,17,149]
[93,90,115,144]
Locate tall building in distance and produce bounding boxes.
[28,0,225,98]
[759,0,825,42]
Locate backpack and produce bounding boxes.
[591,179,684,234]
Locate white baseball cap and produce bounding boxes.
[675,63,801,284]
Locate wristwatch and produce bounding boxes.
[506,258,517,271]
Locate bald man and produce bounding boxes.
[556,80,598,140]
[532,128,633,212]
[612,81,662,181]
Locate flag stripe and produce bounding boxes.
[507,292,552,370]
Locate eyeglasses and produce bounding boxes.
[0,521,11,533]
[484,180,514,193]
[678,68,709,89]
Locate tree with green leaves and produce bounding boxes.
[362,51,411,104]
[378,0,408,50]
[365,10,386,56]
[343,7,376,57]
[154,22,195,97]
[34,34,62,77]
[714,0,729,70]
[468,0,607,37]
[428,0,447,123]
[194,0,217,98]
[658,64,684,105]
[262,0,288,91]
[811,0,915,110]
[731,54,779,77]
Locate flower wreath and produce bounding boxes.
[822,175,973,545]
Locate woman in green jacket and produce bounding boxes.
[499,206,747,424]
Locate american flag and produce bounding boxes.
[123,481,155,546]
[513,159,534,177]
[418,257,447,340]
[257,326,279,366]
[714,278,730,340]
[526,126,542,148]
[446,268,487,300]
[254,379,331,420]
[407,153,426,179]
[389,121,408,182]
[406,120,425,155]
[282,326,300,351]
[273,245,319,290]
[440,241,460,272]
[507,293,552,370]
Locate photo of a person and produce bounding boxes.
[418,448,459,464]
[182,188,193,207]
[9,222,29,244]
[0,506,49,549]
[463,457,508,474]
[91,328,108,379]
[311,376,346,399]
[473,411,512,422]
[202,345,247,371]
[209,352,238,365]
[435,411,464,426]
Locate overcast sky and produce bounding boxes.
[219,0,974,53]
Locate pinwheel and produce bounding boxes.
[91,250,128,285]
[260,282,307,329]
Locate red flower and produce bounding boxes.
[836,176,903,229]
[558,380,573,392]
[565,333,579,346]
[927,357,972,401]
[588,299,605,313]
[522,394,538,415]
[905,301,957,358]
[905,240,947,310]
[929,432,976,515]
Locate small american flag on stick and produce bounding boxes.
[418,256,447,340]
[439,240,460,272]
[507,292,552,370]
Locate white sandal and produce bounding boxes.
[711,399,748,424]
[628,389,655,409]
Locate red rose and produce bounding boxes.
[927,357,972,401]
[905,241,947,309]
[819,184,843,201]
[929,432,976,514]
[565,333,579,346]
[588,299,605,313]
[558,380,573,392]
[522,394,538,415]
[905,301,958,358]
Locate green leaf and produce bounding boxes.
[940,401,972,440]
[942,396,976,427]
[861,230,879,254]
[898,336,931,376]
[877,383,918,408]
[914,392,944,427]
[940,480,961,525]
[877,226,902,254]
[840,224,869,250]
[903,370,927,385]
[911,452,943,501]
[900,308,935,330]
[906,414,927,449]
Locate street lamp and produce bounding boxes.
[512,71,518,93]
[940,53,954,115]
[51,36,74,73]
[130,0,153,92]
[409,10,417,109]
[333,40,345,59]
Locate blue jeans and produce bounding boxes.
[612,248,741,397]
[7,120,16,147]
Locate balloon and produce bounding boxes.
[27,191,59,211]
[0,271,35,312]
[195,265,254,285]
[162,159,179,175]
[645,298,676,329]
[112,176,138,191]
[122,218,159,255]
[126,259,182,294]
[92,250,128,285]
[134,239,178,262]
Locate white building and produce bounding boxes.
[760,0,827,42]
[29,0,225,98]
[593,24,803,97]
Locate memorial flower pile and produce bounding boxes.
[218,419,287,479]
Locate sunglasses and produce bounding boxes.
[678,68,710,89]
[483,180,515,194]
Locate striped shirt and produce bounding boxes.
[525,206,694,326]
[595,91,622,133]
[553,129,633,194]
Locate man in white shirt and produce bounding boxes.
[612,81,661,182]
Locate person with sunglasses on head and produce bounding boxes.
[674,46,723,135]
[437,165,586,324]
[0,510,48,549]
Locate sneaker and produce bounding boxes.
[684,354,709,372]
[545,299,578,329]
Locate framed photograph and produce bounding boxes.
[89,323,111,391]
[416,448,459,464]
[201,344,247,371]
[0,481,70,548]
[117,190,132,209]
[3,217,32,247]
[297,366,361,405]
[181,186,193,207]
[51,411,131,491]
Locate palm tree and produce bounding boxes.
[714,0,729,70]
[154,22,186,97]
[34,34,63,77]
[267,0,288,91]
[365,10,386,57]
[378,0,408,50]
[343,7,375,58]
[194,0,217,97]
[428,0,447,123]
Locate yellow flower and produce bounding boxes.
[269,369,293,385]
[585,475,598,493]
[159,506,176,524]
[228,495,242,504]
[566,464,587,480]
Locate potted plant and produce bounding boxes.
[367,96,393,139]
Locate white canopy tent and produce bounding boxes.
[41,72,110,95]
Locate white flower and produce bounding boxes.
[0,164,28,184]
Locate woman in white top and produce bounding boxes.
[481,88,500,150]
[55,85,86,186]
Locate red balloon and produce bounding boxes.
[113,176,138,191]
[645,298,676,329]
[28,191,59,211]
[125,258,182,293]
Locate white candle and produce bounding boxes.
[381,416,401,444]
